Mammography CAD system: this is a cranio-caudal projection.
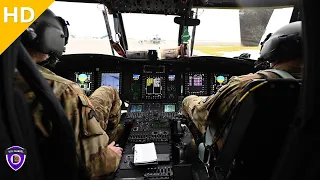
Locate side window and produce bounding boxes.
[49,2,116,55]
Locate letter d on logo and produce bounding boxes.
[21,7,34,23]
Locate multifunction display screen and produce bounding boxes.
[164,104,175,112]
[101,73,120,92]
[185,72,208,96]
[142,75,165,100]
[74,72,94,95]
[130,104,143,112]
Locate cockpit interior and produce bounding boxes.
[2,0,320,180]
[46,0,302,179]
[45,0,300,178]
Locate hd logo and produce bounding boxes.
[0,0,54,54]
[3,7,35,23]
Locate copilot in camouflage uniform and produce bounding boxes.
[15,65,123,178]
[181,64,302,149]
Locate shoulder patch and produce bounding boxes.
[79,95,98,122]
[88,109,99,122]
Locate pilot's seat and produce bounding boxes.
[197,77,301,180]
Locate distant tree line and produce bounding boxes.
[239,9,274,46]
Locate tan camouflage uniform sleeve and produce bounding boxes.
[60,83,121,178]
[89,86,121,131]
[181,73,262,135]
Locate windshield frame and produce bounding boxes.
[49,1,295,60]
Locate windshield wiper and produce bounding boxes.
[102,6,115,56]
[113,13,128,50]
[190,8,198,56]
[102,6,128,57]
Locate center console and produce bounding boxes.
[116,102,195,180]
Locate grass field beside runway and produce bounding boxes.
[194,46,260,56]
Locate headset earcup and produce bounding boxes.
[55,16,69,45]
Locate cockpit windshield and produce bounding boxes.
[193,7,294,59]
[49,1,294,60]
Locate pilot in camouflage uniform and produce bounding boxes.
[17,9,123,178]
[15,66,123,177]
[181,21,303,150]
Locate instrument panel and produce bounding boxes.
[67,68,230,101]
[54,54,254,105]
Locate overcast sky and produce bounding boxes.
[49,2,293,42]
